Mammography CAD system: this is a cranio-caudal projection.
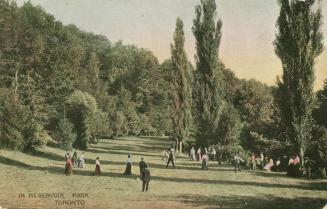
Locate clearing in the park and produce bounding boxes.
[0,136,326,209]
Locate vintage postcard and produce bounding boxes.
[0,0,327,208]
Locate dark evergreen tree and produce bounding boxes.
[170,18,193,153]
[192,0,225,146]
[274,0,323,165]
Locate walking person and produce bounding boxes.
[197,148,201,161]
[201,153,208,170]
[139,157,147,179]
[64,155,73,176]
[72,149,78,167]
[166,150,175,168]
[260,152,264,169]
[211,147,216,161]
[190,147,196,161]
[141,167,151,192]
[251,153,257,170]
[124,154,133,175]
[78,152,85,168]
[234,154,244,173]
[95,157,101,176]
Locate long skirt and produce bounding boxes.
[124,162,132,175]
[95,165,101,176]
[64,164,73,176]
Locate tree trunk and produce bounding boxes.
[179,141,182,154]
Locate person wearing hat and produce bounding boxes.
[139,157,147,179]
[141,166,151,192]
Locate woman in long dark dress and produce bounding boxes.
[95,157,101,176]
[124,154,132,175]
[64,156,73,176]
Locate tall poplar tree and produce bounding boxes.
[274,0,323,165]
[192,0,224,146]
[170,18,193,153]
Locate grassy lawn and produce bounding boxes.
[0,136,326,209]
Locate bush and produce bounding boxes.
[56,119,76,150]
[66,90,102,149]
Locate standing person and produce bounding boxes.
[234,154,244,173]
[72,149,78,167]
[95,157,101,176]
[190,147,196,161]
[260,152,264,169]
[304,157,312,180]
[166,150,175,168]
[139,157,147,179]
[201,154,208,170]
[78,152,85,168]
[212,147,216,161]
[65,151,70,160]
[124,154,133,175]
[251,153,257,170]
[142,167,151,192]
[197,148,201,161]
[64,156,73,176]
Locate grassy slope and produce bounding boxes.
[0,136,326,209]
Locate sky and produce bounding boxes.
[16,0,327,89]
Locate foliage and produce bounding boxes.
[192,0,225,147]
[170,18,193,150]
[55,119,76,150]
[274,0,324,163]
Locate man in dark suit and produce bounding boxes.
[142,167,151,192]
[139,157,147,179]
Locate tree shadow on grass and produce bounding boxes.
[150,175,327,191]
[164,194,327,209]
[1,155,326,192]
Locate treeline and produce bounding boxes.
[0,0,326,175]
[0,1,171,150]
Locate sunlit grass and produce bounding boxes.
[0,136,326,209]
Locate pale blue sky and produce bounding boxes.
[16,0,327,89]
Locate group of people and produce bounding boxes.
[64,152,151,192]
[64,150,85,176]
[247,152,281,172]
[189,146,216,162]
[189,146,216,170]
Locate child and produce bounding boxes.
[95,157,101,176]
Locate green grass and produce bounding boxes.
[0,136,326,209]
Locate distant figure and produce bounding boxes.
[73,149,78,167]
[205,147,208,155]
[162,150,168,161]
[197,148,201,161]
[251,153,257,170]
[260,152,264,169]
[166,150,175,168]
[304,157,312,180]
[142,167,151,192]
[190,147,196,161]
[95,157,101,176]
[211,147,216,161]
[234,154,244,173]
[64,151,70,161]
[293,154,300,165]
[274,158,281,172]
[139,157,147,179]
[201,154,208,170]
[124,154,133,175]
[64,156,73,176]
[264,158,274,172]
[78,152,85,168]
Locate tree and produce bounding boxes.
[315,80,327,127]
[192,0,225,147]
[170,18,193,153]
[274,0,323,165]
